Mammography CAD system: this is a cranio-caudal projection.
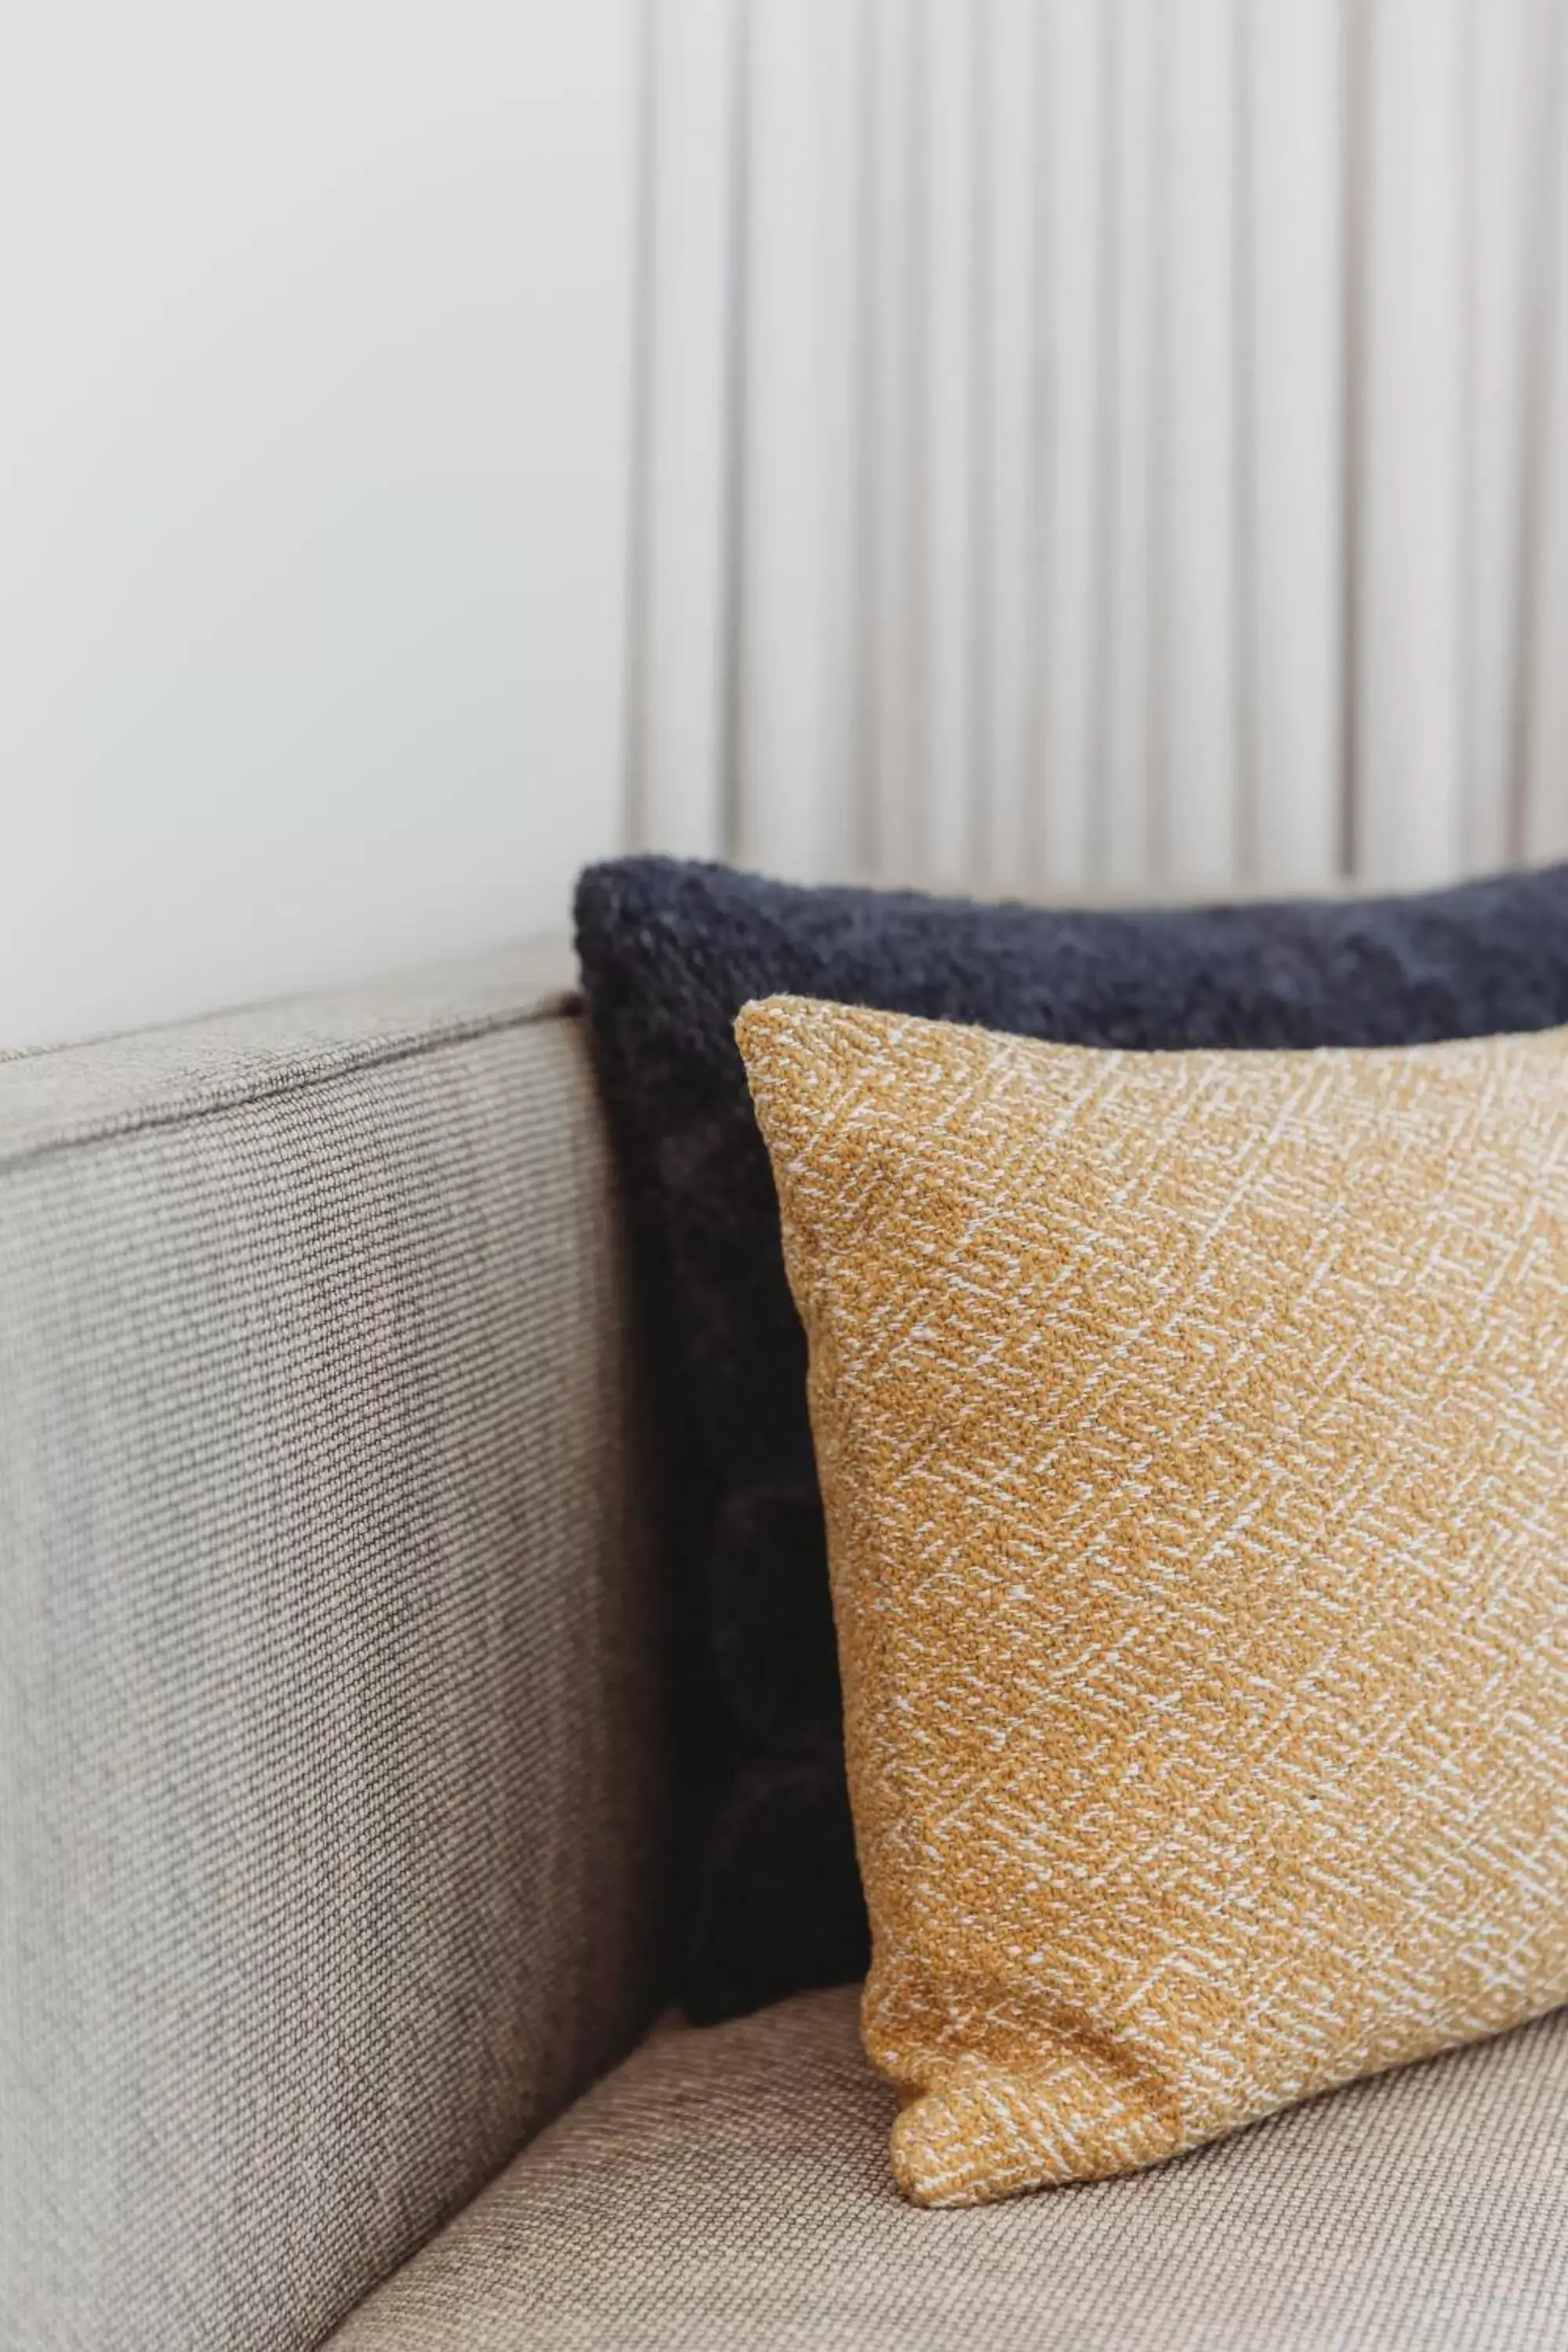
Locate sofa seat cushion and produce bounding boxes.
[329,1987,1568,2351]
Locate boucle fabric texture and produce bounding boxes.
[574,853,1568,2023]
[736,995,1568,2205]
[329,1986,1568,2351]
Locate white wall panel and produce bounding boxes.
[1034,0,1105,891]
[862,0,923,881]
[1099,0,1159,889]
[1520,3,1568,860]
[1464,0,1535,871]
[975,0,1039,890]
[922,0,979,887]
[0,1,637,1051]
[1246,0,1345,887]
[1352,0,1468,884]
[1159,0,1239,887]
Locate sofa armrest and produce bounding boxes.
[0,947,666,2352]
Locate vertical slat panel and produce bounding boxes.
[627,0,739,858]
[923,0,978,886]
[976,0,1038,888]
[1034,0,1105,891]
[863,0,923,883]
[1158,0,1239,886]
[1246,0,1344,887]
[632,0,1562,902]
[1522,282,1568,858]
[1463,0,1534,871]
[1519,2,1568,860]
[1099,0,1159,888]
[815,0,866,886]
[733,0,836,881]
[1352,0,1467,884]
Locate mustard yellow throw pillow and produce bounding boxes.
[735,995,1568,2208]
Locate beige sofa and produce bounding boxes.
[4,946,1566,2352]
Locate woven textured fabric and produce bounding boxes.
[328,1985,1568,2351]
[0,954,664,2352]
[574,853,1568,2023]
[737,996,1568,2205]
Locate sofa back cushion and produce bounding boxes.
[575,854,1568,2021]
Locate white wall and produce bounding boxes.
[0,2,637,1050]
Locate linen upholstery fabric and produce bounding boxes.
[0,951,665,2352]
[573,853,1568,2022]
[328,1985,1568,2351]
[737,996,1568,2204]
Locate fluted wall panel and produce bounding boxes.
[628,0,1568,896]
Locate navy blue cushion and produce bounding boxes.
[574,855,1568,2021]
